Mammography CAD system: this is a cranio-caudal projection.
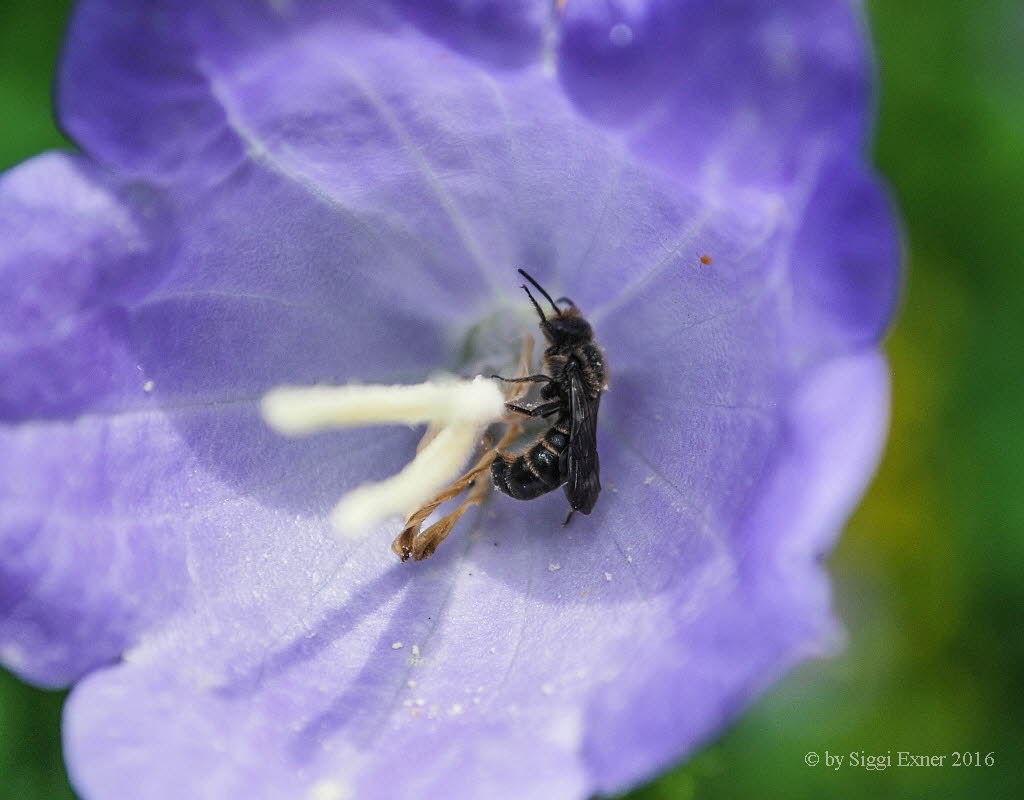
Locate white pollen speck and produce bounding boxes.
[627,555,633,563]
[473,696,481,704]
[411,644,421,657]
[143,380,155,392]
[548,563,561,572]
[403,699,413,707]
[609,22,634,47]
[415,698,425,707]
[391,641,403,650]
[450,703,464,716]
[489,646,497,654]
[541,682,556,696]
[605,572,613,582]
[407,680,417,688]
[643,474,654,485]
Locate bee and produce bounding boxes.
[491,269,606,525]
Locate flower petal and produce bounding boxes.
[61,353,888,800]
[58,1,246,185]
[391,0,551,68]
[559,0,872,198]
[4,2,900,798]
[787,152,902,352]
[0,153,181,685]
[58,0,551,185]
[0,152,438,685]
[0,153,171,422]
[581,351,890,792]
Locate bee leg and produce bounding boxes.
[563,509,575,526]
[490,373,553,384]
[505,400,563,418]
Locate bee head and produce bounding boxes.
[543,309,592,345]
[517,268,591,344]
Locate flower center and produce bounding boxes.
[451,305,538,377]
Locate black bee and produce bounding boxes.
[491,269,606,524]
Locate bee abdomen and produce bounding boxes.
[492,427,567,501]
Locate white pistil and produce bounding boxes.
[260,376,506,538]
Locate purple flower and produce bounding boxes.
[1,1,899,798]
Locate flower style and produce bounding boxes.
[0,2,900,799]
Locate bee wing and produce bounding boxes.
[566,364,601,514]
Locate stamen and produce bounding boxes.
[260,375,505,539]
[260,340,534,559]
[391,411,525,561]
[330,421,484,535]
[261,376,502,435]
[394,337,535,561]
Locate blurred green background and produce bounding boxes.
[1,0,1021,797]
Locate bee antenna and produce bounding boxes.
[520,283,548,325]
[518,268,561,317]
